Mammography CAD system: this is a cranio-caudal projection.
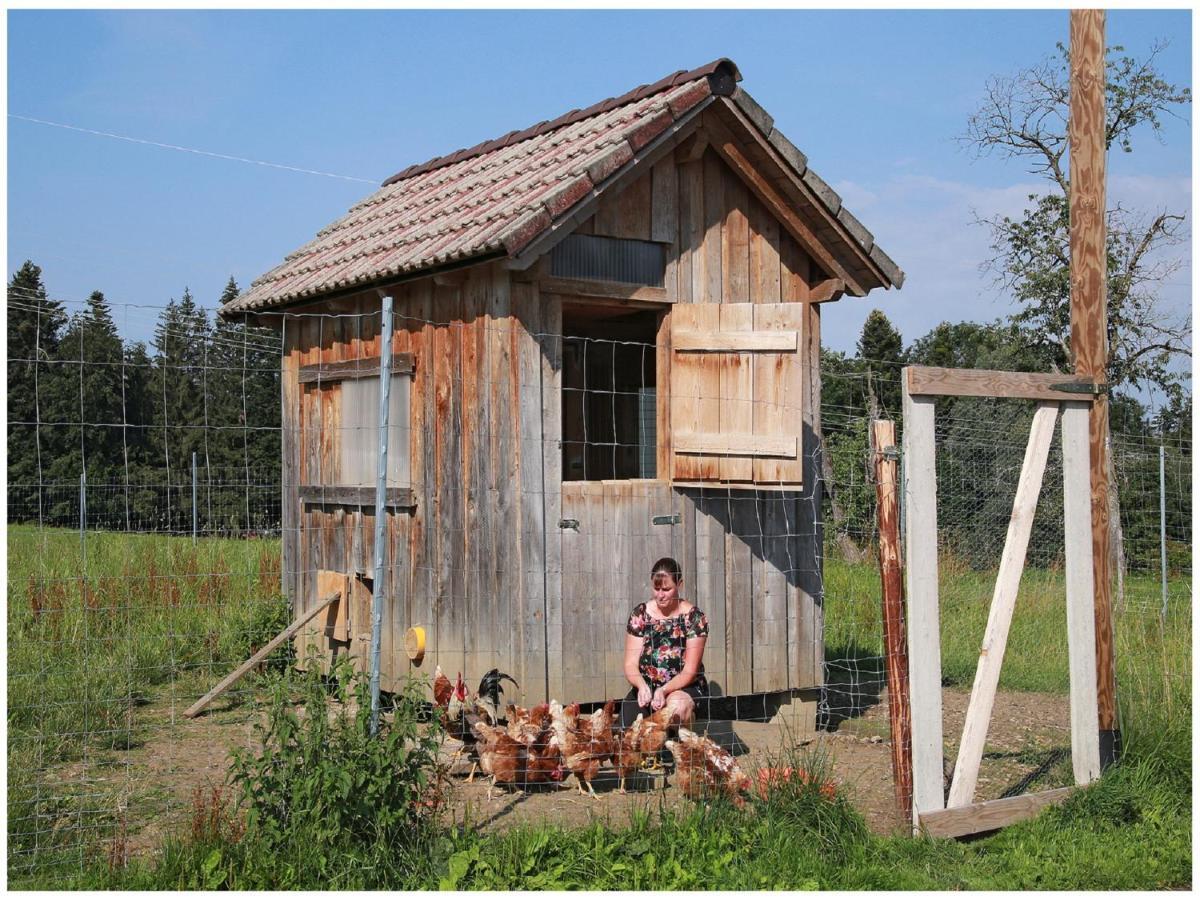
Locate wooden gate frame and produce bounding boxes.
[901,365,1103,839]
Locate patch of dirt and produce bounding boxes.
[47,683,1073,860]
[436,687,1070,837]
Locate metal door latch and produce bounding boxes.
[652,514,681,526]
[558,518,580,531]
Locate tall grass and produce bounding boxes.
[7,526,287,876]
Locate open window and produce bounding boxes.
[669,303,804,489]
[298,353,415,507]
[561,303,659,481]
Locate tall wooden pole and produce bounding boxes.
[1069,8,1119,767]
[873,419,912,827]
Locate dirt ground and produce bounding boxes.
[58,684,1074,859]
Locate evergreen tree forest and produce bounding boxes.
[7,263,281,534]
[4,261,1189,578]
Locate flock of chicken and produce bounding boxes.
[433,667,756,803]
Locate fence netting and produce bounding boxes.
[7,299,1192,876]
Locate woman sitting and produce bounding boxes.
[621,556,709,730]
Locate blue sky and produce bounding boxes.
[7,9,1192,388]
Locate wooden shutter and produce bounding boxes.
[669,303,804,488]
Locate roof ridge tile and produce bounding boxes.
[380,58,739,188]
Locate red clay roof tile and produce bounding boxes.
[223,57,901,315]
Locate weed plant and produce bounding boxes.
[7,526,286,876]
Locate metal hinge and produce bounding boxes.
[558,518,580,531]
[1050,381,1108,395]
[652,514,681,526]
[881,445,901,461]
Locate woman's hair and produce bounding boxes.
[650,556,683,583]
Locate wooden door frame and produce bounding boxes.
[901,365,1103,838]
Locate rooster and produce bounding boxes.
[614,707,679,793]
[433,666,519,782]
[550,699,617,796]
[475,668,519,725]
[665,727,753,804]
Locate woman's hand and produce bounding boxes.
[651,686,667,711]
[637,683,653,708]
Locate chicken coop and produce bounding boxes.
[220,58,903,720]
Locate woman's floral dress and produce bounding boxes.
[626,602,709,693]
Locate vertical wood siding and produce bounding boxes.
[281,130,831,702]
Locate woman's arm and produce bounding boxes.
[656,636,707,699]
[624,633,652,706]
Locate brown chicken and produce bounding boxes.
[613,707,679,793]
[550,699,617,796]
[506,702,553,742]
[470,720,565,799]
[433,665,455,710]
[665,727,753,804]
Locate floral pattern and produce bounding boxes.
[626,602,709,691]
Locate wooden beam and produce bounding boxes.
[905,366,1102,402]
[807,278,846,303]
[1069,7,1119,765]
[299,485,415,509]
[1062,401,1103,784]
[902,387,944,828]
[184,592,340,718]
[298,353,414,383]
[873,419,913,827]
[672,330,797,352]
[701,112,867,296]
[674,433,796,458]
[919,787,1076,839]
[947,402,1060,808]
[676,130,710,163]
[537,276,670,304]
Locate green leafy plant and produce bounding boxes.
[228,658,445,873]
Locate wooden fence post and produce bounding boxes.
[1069,6,1119,767]
[873,419,912,827]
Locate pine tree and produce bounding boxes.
[39,291,128,524]
[855,309,904,416]
[150,289,211,530]
[6,262,66,521]
[207,277,283,531]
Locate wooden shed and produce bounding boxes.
[221,58,903,715]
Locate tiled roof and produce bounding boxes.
[224,58,901,315]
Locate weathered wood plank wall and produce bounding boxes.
[561,137,825,699]
[281,124,831,703]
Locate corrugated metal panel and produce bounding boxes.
[549,234,665,286]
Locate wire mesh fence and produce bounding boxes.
[6,298,1192,877]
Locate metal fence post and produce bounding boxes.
[79,470,86,559]
[192,452,199,544]
[370,294,394,736]
[1159,444,1168,624]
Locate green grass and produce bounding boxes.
[7,528,1191,889]
[7,526,288,875]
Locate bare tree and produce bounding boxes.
[963,41,1191,396]
[964,41,1190,606]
